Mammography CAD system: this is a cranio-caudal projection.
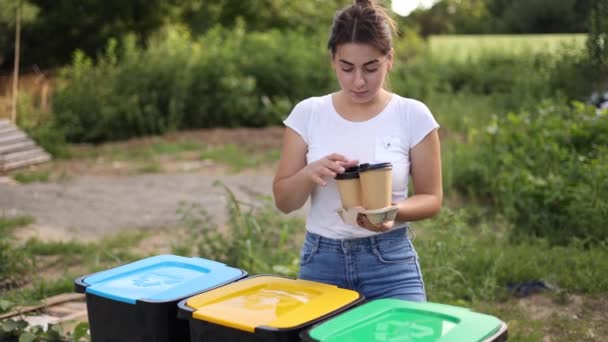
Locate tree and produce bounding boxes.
[0,0,38,123]
[587,0,608,88]
[173,0,345,35]
[405,0,592,34]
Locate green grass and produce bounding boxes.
[12,170,51,184]
[429,34,586,61]
[472,296,607,342]
[0,225,148,306]
[425,91,500,134]
[200,144,280,172]
[2,191,606,340]
[0,216,34,234]
[172,191,608,340]
[65,138,280,172]
[68,139,204,161]
[414,208,608,303]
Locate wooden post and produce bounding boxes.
[11,3,21,125]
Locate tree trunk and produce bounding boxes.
[11,4,21,125]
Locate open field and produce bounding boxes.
[429,34,586,61]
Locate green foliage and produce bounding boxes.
[0,216,34,291]
[1,228,147,305]
[53,24,331,142]
[0,1,38,25]
[6,0,174,69]
[15,92,69,158]
[416,208,608,304]
[394,40,591,111]
[174,0,343,35]
[405,0,591,35]
[174,183,303,277]
[451,102,608,245]
[12,170,50,183]
[0,319,90,341]
[586,0,608,88]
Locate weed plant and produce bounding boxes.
[174,182,303,277]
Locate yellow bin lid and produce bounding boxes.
[185,275,361,333]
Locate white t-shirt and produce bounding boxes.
[284,93,439,239]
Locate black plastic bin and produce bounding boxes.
[177,275,364,342]
[74,254,246,342]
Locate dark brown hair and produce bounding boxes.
[327,0,396,57]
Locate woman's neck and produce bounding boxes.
[333,89,392,122]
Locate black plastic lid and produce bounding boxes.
[359,162,392,172]
[335,166,360,180]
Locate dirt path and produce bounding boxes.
[1,169,283,240]
[0,127,307,241]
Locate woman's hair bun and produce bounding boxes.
[355,0,374,8]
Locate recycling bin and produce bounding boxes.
[178,275,364,342]
[300,299,508,342]
[74,254,247,342]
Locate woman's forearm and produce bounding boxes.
[395,193,442,222]
[273,169,315,213]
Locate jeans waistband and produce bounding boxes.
[306,227,410,249]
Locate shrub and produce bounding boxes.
[452,101,608,245]
[53,24,333,142]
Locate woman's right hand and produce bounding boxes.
[305,153,358,186]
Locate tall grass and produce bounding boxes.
[173,186,608,303]
[173,182,304,277]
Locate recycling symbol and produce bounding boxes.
[374,321,436,342]
[132,272,183,287]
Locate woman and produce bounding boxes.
[272,0,442,301]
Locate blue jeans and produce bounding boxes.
[298,227,426,302]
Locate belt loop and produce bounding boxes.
[314,233,321,249]
[370,233,378,250]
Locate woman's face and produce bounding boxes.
[332,43,393,104]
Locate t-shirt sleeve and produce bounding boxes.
[408,100,439,147]
[283,99,311,145]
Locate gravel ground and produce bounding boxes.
[0,170,285,240]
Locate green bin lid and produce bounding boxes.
[305,299,506,342]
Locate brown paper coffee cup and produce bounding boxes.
[335,167,362,209]
[359,162,392,210]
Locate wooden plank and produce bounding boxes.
[0,140,35,154]
[2,154,51,171]
[0,293,85,320]
[53,310,88,324]
[45,306,77,316]
[0,126,18,135]
[0,131,27,144]
[1,147,49,162]
[62,302,87,311]
[0,120,52,172]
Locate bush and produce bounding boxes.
[452,101,608,245]
[53,24,333,143]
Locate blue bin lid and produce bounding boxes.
[82,255,245,304]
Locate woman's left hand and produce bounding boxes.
[356,214,394,232]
